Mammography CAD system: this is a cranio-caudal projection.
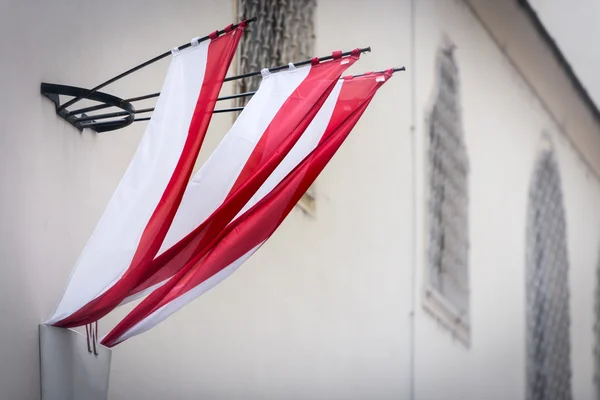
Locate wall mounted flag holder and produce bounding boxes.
[40,18,256,133]
[41,46,375,133]
[39,16,401,134]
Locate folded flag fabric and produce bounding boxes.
[47,23,246,328]
[102,70,394,347]
[121,52,361,305]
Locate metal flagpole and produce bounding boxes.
[80,48,384,129]
[70,47,373,121]
[130,67,407,125]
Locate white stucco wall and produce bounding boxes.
[106,1,414,399]
[413,1,600,399]
[1,0,599,399]
[0,1,237,398]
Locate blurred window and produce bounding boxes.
[526,143,572,400]
[424,40,470,345]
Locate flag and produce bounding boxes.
[101,70,394,347]
[120,52,361,304]
[47,23,246,327]
[51,47,359,327]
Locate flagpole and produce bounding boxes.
[69,47,373,119]
[125,67,405,120]
[57,18,257,113]
[84,65,406,128]
[122,67,407,123]
[79,48,378,129]
[222,46,372,82]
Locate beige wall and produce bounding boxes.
[1,0,599,399]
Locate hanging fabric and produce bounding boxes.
[101,70,394,347]
[47,23,246,327]
[121,50,361,304]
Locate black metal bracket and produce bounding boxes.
[41,83,135,133]
[40,18,256,134]
[39,23,402,134]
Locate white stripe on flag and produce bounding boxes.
[47,42,210,324]
[109,244,263,346]
[101,71,394,347]
[120,57,360,304]
[236,79,344,217]
[157,66,311,255]
[123,78,343,304]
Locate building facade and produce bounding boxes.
[1,0,599,399]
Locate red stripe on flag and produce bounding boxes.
[102,71,392,347]
[54,26,245,328]
[126,57,359,299]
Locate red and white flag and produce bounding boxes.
[102,70,394,347]
[47,23,246,327]
[120,51,361,304]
